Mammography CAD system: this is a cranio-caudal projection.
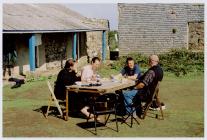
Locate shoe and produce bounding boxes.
[156,105,166,110]
[149,104,166,111]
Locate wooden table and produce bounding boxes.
[65,79,136,121]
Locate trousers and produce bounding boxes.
[122,89,138,113]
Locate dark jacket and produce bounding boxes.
[139,65,163,96]
[54,69,79,100]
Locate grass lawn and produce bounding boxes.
[2,72,204,137]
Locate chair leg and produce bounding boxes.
[142,102,152,119]
[45,96,52,118]
[54,98,63,117]
[121,107,139,128]
[156,98,164,120]
[94,115,97,135]
[104,114,110,126]
[115,113,119,132]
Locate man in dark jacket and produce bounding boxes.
[123,55,163,116]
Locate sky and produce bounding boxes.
[67,3,118,30]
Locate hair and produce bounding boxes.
[64,59,74,69]
[91,57,100,64]
[126,57,134,64]
[149,55,159,63]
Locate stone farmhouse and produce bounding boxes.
[118,3,204,56]
[3,4,109,76]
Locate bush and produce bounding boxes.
[111,48,204,77]
[159,48,204,76]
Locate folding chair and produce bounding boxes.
[141,82,164,120]
[45,81,64,119]
[87,93,119,135]
[121,95,140,128]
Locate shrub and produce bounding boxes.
[111,48,204,77]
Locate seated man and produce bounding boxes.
[117,57,141,80]
[118,57,141,114]
[80,57,101,119]
[123,55,163,117]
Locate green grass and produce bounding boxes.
[2,71,204,137]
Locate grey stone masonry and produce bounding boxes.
[118,3,204,56]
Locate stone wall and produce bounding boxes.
[188,22,204,50]
[118,4,204,56]
[42,33,73,69]
[86,19,109,61]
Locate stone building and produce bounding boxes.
[3,4,109,76]
[118,3,204,56]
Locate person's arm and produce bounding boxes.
[135,82,145,89]
[81,68,87,82]
[134,70,155,89]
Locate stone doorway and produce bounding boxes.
[188,22,204,50]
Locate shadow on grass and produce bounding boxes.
[76,121,119,135]
[145,111,164,120]
[33,105,86,120]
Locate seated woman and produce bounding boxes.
[54,59,79,101]
[54,58,95,119]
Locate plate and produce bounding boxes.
[75,81,82,86]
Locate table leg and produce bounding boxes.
[65,89,69,121]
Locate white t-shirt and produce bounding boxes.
[81,65,94,82]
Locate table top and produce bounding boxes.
[65,79,136,93]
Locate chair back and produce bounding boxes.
[93,93,119,111]
[47,81,55,95]
[152,82,160,100]
[142,81,163,119]
[46,81,63,116]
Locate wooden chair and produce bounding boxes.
[141,82,164,120]
[45,81,64,119]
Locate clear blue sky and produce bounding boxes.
[66,3,118,30]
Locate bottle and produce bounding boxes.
[96,74,101,83]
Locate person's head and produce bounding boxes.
[149,55,159,67]
[64,59,74,70]
[91,57,101,70]
[126,57,135,69]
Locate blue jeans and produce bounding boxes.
[122,89,138,113]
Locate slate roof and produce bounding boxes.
[3,4,108,33]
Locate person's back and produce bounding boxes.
[54,69,77,100]
[139,64,163,97]
[54,59,78,100]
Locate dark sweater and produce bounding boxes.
[54,69,79,100]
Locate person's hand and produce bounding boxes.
[91,74,97,81]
